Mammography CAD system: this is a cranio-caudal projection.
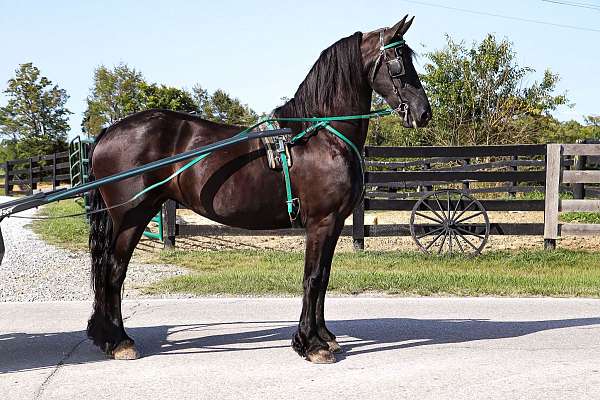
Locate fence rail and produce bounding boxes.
[544,143,600,248]
[160,144,564,250]
[1,151,71,196]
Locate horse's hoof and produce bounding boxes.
[307,349,336,364]
[112,342,140,360]
[327,340,343,353]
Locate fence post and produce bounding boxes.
[544,144,561,250]
[424,162,433,192]
[352,200,365,251]
[462,158,470,191]
[52,153,57,191]
[163,200,177,249]
[4,161,10,196]
[509,155,518,198]
[28,157,34,195]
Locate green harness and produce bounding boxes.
[256,108,394,224]
[129,108,395,224]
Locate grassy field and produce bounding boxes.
[30,199,600,298]
[146,249,600,297]
[31,199,89,250]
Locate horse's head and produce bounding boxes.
[362,16,432,128]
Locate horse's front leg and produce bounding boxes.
[316,249,342,354]
[292,214,343,363]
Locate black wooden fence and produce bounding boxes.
[352,144,548,249]
[160,143,588,249]
[0,151,71,196]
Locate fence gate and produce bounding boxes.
[544,143,600,248]
[69,136,164,242]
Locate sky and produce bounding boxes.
[1,0,599,137]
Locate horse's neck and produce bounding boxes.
[279,87,373,148]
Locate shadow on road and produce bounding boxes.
[2,316,600,373]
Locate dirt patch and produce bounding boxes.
[135,209,600,254]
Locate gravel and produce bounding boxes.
[0,196,186,302]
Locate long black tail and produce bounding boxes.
[88,128,113,320]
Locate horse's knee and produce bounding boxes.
[303,274,322,293]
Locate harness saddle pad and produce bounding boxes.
[257,120,293,170]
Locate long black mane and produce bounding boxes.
[275,32,365,119]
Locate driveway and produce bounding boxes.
[1,297,600,399]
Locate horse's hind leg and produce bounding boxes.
[88,202,159,359]
[292,214,343,363]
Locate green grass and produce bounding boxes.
[560,211,600,224]
[147,249,600,297]
[31,200,600,298]
[31,199,89,250]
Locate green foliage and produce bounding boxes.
[82,63,146,135]
[0,63,71,158]
[421,34,567,146]
[560,212,600,224]
[139,82,197,112]
[82,64,258,135]
[368,34,572,147]
[545,116,600,143]
[197,86,258,125]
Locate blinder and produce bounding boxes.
[386,48,405,79]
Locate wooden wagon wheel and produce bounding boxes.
[410,190,490,256]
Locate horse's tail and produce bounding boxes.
[87,128,114,344]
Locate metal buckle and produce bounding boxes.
[287,198,301,222]
[275,136,287,153]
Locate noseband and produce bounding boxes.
[369,29,411,124]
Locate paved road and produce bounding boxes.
[2,297,600,400]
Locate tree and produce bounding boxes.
[139,83,197,112]
[200,88,258,125]
[82,63,145,135]
[0,63,71,157]
[83,65,259,136]
[419,34,568,145]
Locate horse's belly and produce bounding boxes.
[183,159,292,230]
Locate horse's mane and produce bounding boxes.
[275,32,364,118]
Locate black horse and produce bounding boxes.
[87,16,431,364]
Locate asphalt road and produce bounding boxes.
[2,297,600,400]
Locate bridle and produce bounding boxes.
[369,29,411,124]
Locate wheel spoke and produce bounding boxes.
[454,210,485,225]
[422,199,446,223]
[433,193,446,219]
[446,192,451,222]
[454,229,480,252]
[416,226,445,239]
[448,224,453,254]
[437,229,448,254]
[455,226,486,241]
[452,229,465,253]
[415,211,444,224]
[424,229,446,251]
[450,194,464,222]
[452,200,476,223]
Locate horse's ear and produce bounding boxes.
[389,15,414,38]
